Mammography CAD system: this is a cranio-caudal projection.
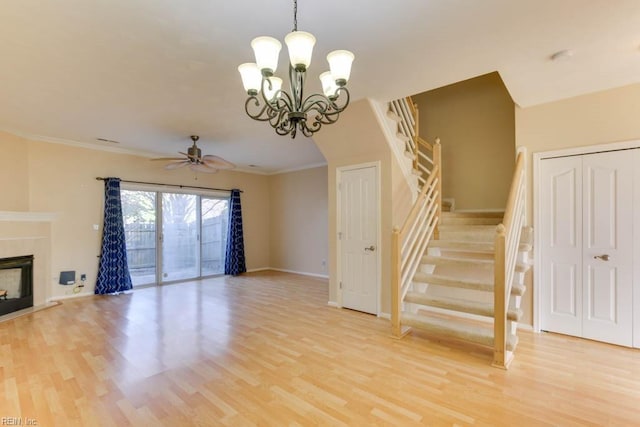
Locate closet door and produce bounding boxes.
[540,150,634,347]
[581,151,633,347]
[540,156,583,337]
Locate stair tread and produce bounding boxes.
[442,211,504,218]
[429,240,533,253]
[413,272,527,296]
[414,272,493,291]
[401,312,518,351]
[422,254,494,266]
[404,292,523,321]
[440,217,503,225]
[421,255,530,273]
[439,225,498,231]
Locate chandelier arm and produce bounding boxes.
[271,88,295,114]
[269,108,289,130]
[244,96,278,122]
[299,121,314,138]
[301,96,331,115]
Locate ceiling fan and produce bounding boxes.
[152,135,235,173]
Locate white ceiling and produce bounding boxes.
[2,0,640,173]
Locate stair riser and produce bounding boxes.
[441,212,504,218]
[421,257,494,270]
[404,293,523,321]
[437,231,495,242]
[413,275,527,297]
[401,312,518,352]
[440,217,503,226]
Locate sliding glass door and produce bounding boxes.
[201,197,229,276]
[161,193,198,282]
[121,188,229,286]
[122,190,157,287]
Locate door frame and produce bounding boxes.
[533,138,640,333]
[336,161,382,315]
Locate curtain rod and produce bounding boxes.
[95,177,242,193]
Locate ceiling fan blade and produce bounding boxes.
[165,160,189,170]
[190,163,219,174]
[179,151,199,161]
[151,157,185,161]
[202,155,235,169]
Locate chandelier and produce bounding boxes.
[238,0,354,138]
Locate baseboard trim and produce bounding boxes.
[378,312,391,320]
[269,268,329,279]
[327,301,340,308]
[246,267,271,273]
[49,291,94,301]
[518,323,534,331]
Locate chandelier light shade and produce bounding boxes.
[238,0,354,138]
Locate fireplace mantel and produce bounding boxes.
[0,211,57,222]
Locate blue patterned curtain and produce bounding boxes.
[95,178,133,294]
[224,189,246,276]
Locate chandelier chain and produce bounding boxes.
[293,0,297,32]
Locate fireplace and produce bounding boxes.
[0,255,34,316]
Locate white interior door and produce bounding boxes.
[581,151,633,346]
[339,164,379,315]
[540,150,633,347]
[540,156,583,337]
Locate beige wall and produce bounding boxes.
[516,82,640,326]
[268,166,328,276]
[0,133,30,210]
[0,131,271,299]
[314,99,413,314]
[414,72,515,210]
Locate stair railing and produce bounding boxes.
[391,164,440,337]
[389,98,441,189]
[493,149,526,368]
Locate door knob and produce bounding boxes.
[594,254,610,261]
[365,245,376,252]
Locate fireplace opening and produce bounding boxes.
[0,255,34,317]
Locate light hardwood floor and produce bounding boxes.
[1,271,639,426]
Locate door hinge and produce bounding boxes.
[339,281,342,289]
[338,231,342,240]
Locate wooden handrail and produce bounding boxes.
[502,152,525,234]
[398,165,439,238]
[492,150,526,369]
[392,164,440,337]
[406,97,417,117]
[416,136,433,152]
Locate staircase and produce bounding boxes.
[388,96,530,369]
[403,211,532,365]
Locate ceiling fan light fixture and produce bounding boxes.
[151,135,235,174]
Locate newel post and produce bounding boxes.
[391,227,402,337]
[492,223,507,369]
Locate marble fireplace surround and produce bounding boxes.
[0,211,56,310]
